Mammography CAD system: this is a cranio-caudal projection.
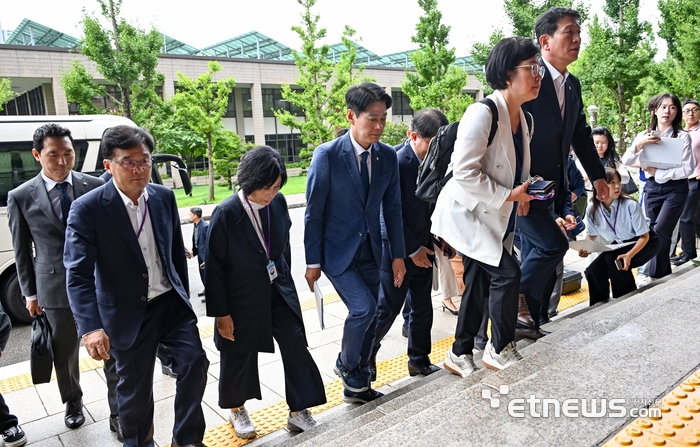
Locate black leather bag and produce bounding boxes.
[622,175,638,194]
[30,313,54,384]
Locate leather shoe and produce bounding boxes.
[65,398,85,429]
[517,294,535,328]
[401,325,408,338]
[369,356,377,382]
[171,439,206,447]
[407,362,441,377]
[515,327,551,340]
[540,314,551,324]
[162,364,178,378]
[109,415,124,442]
[672,254,691,266]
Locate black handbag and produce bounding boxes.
[622,175,638,194]
[30,313,54,384]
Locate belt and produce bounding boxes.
[148,288,175,304]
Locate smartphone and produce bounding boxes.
[614,258,625,270]
[650,130,662,138]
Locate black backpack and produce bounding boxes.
[415,98,532,203]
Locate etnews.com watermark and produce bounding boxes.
[482,385,662,418]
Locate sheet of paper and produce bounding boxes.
[569,239,636,253]
[314,281,325,330]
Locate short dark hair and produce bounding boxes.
[237,146,288,196]
[485,37,540,90]
[410,108,449,139]
[535,7,581,42]
[190,207,202,218]
[648,93,682,138]
[682,98,700,109]
[33,123,75,153]
[100,125,155,160]
[346,82,392,116]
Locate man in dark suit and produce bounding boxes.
[517,7,608,339]
[6,123,113,433]
[304,82,406,404]
[187,206,208,302]
[371,109,449,379]
[64,125,209,447]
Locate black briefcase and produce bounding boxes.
[562,269,583,295]
[30,313,54,384]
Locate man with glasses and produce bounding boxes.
[7,124,106,432]
[516,7,608,340]
[671,99,700,265]
[64,125,209,447]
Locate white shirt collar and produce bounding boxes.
[114,182,149,208]
[542,57,569,85]
[41,171,73,191]
[349,131,372,157]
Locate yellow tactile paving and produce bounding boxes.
[604,370,700,446]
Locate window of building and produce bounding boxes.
[241,88,252,117]
[0,86,46,116]
[225,92,236,118]
[262,87,304,118]
[265,133,304,163]
[392,90,413,116]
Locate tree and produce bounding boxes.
[0,78,15,112]
[60,0,163,120]
[212,130,253,191]
[172,61,236,201]
[573,0,655,148]
[402,0,473,123]
[275,0,367,159]
[381,122,409,147]
[658,0,700,98]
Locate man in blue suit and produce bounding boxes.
[64,125,209,447]
[304,82,406,404]
[517,7,608,339]
[371,109,449,380]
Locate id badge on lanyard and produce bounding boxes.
[267,260,278,282]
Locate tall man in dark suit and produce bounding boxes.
[304,82,406,404]
[371,109,449,379]
[6,124,110,432]
[187,207,208,302]
[518,7,608,339]
[64,125,209,447]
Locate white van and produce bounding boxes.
[0,115,191,324]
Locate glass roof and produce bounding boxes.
[200,31,295,61]
[161,34,199,55]
[5,19,79,48]
[2,19,482,71]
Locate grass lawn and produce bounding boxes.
[174,175,307,208]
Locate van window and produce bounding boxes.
[0,140,89,206]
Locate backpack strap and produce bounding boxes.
[478,98,499,146]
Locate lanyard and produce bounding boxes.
[136,200,148,239]
[245,196,271,259]
[600,198,620,238]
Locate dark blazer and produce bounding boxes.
[64,180,191,351]
[205,192,304,353]
[521,60,605,215]
[191,219,209,261]
[304,133,405,276]
[7,172,104,308]
[390,140,433,256]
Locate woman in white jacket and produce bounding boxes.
[432,37,539,376]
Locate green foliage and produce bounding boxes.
[381,122,409,147]
[573,1,655,148]
[658,0,700,99]
[0,78,15,112]
[173,176,307,207]
[470,30,504,96]
[212,132,253,190]
[172,61,236,201]
[402,0,473,123]
[61,0,163,119]
[504,0,588,38]
[276,0,368,160]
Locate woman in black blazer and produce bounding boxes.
[206,146,326,439]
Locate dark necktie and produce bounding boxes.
[360,151,370,200]
[56,182,72,227]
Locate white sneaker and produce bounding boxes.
[482,340,522,371]
[443,347,478,378]
[636,275,654,288]
[229,408,257,439]
[287,409,318,432]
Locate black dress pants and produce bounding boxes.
[585,232,660,305]
[452,247,520,355]
[644,178,688,278]
[0,394,18,431]
[218,285,326,412]
[679,178,700,259]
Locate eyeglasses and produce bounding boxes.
[110,158,152,171]
[515,64,546,78]
[683,108,700,115]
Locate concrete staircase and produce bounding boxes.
[253,264,700,447]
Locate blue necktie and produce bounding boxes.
[360,151,370,200]
[56,182,72,227]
